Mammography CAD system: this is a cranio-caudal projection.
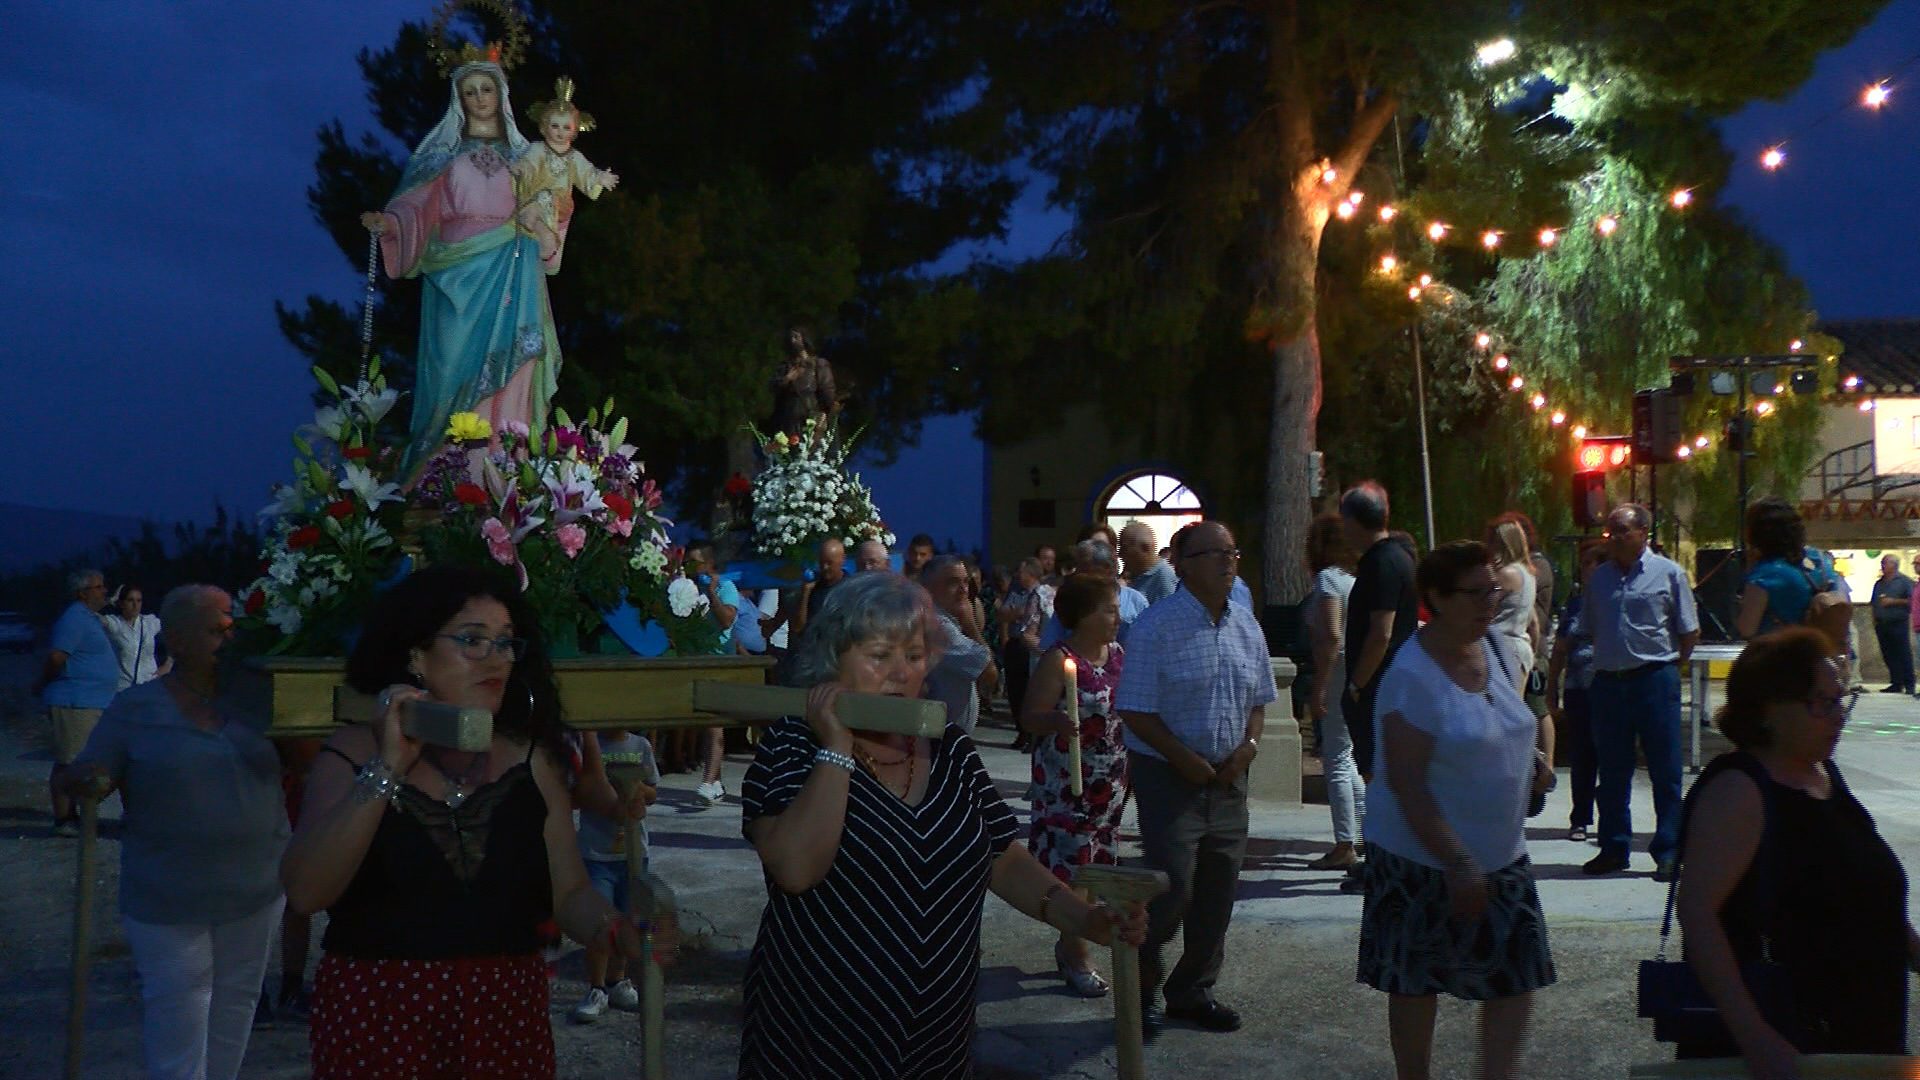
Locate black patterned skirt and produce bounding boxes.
[1356,846,1556,1001]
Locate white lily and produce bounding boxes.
[306,405,350,443]
[340,462,403,509]
[541,459,607,526]
[344,383,400,426]
[259,484,306,520]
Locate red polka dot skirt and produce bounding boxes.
[311,952,556,1078]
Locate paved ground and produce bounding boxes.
[3,650,1918,1078]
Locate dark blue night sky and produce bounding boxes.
[3,2,1915,555]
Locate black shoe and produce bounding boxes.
[1141,1003,1165,1043]
[1166,999,1243,1032]
[1652,859,1678,883]
[1583,850,1630,876]
[1881,685,1905,694]
[1338,875,1365,895]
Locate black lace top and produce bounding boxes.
[320,745,553,959]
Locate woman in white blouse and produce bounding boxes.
[1357,541,1556,1080]
[102,584,169,691]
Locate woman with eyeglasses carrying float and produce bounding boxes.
[281,567,664,1078]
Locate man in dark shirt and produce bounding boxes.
[1339,481,1417,782]
[1871,553,1915,694]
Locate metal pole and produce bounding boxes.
[1411,324,1437,549]
[1736,376,1749,562]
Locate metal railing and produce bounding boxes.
[1808,439,1920,500]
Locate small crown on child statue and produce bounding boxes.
[531,77,597,133]
[425,0,531,77]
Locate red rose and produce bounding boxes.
[453,482,490,507]
[244,589,265,616]
[325,499,355,519]
[723,472,752,498]
[604,492,634,520]
[287,525,323,550]
[342,447,373,461]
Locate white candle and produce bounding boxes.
[1063,656,1083,797]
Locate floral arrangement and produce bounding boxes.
[747,418,894,563]
[244,367,719,657]
[243,365,410,653]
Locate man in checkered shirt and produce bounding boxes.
[1116,520,1277,1040]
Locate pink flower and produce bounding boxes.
[639,479,663,510]
[481,517,516,566]
[556,522,587,559]
[606,516,633,538]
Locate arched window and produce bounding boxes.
[1099,471,1204,553]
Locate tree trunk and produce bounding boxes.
[1260,199,1325,608]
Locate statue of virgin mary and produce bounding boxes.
[362,57,561,472]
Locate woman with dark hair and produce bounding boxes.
[282,566,651,1078]
[1022,571,1128,996]
[1735,496,1813,639]
[1359,541,1555,1080]
[739,571,1144,1077]
[1675,627,1915,1073]
[1303,511,1364,870]
[1544,539,1609,842]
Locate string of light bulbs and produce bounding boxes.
[1327,47,1914,459]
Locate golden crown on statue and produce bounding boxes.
[425,0,531,76]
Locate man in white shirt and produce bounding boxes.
[921,554,997,733]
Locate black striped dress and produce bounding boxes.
[738,715,1019,1079]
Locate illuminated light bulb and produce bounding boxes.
[1790,338,1804,352]
[1379,204,1397,222]
[1336,200,1357,220]
[1572,424,1587,439]
[1861,399,1878,413]
[1379,254,1399,273]
[1596,215,1619,236]
[1408,285,1423,300]
[1677,445,1692,459]
[1475,332,1493,349]
[1481,230,1501,249]
[1510,375,1526,391]
[1864,82,1891,109]
[1346,190,1365,206]
[1670,189,1694,208]
[1530,393,1547,409]
[1418,273,1433,287]
[1321,166,1339,184]
[1477,38,1516,65]
[1537,227,1558,247]
[1493,354,1510,370]
[1755,400,1775,416]
[1844,375,1862,390]
[1761,145,1786,170]
[1773,383,1785,395]
[1551,410,1566,425]
[1695,435,1709,448]
[1428,221,1449,240]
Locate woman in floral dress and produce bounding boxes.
[1021,572,1128,997]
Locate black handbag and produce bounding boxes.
[1635,757,1799,1046]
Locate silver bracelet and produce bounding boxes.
[813,747,856,772]
[350,759,401,805]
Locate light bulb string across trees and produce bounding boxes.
[1335,37,1912,461]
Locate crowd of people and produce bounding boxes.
[27,481,1920,1079]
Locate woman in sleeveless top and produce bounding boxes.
[1676,627,1915,1075]
[1735,497,1816,638]
[1304,512,1363,870]
[1486,519,1540,688]
[282,568,657,1079]
[1022,573,1129,997]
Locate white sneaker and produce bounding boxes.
[568,986,609,1024]
[608,978,641,1011]
[696,779,726,805]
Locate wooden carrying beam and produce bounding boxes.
[334,689,493,751]
[691,681,947,739]
[1629,1057,1920,1078]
